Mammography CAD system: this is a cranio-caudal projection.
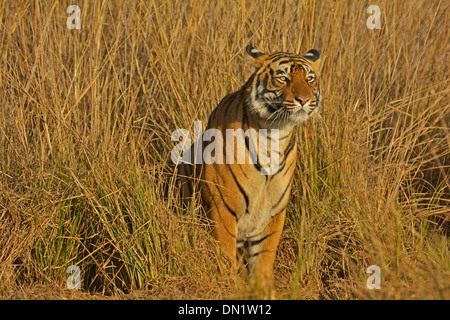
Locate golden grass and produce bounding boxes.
[0,0,448,299]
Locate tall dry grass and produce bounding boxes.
[0,0,448,299]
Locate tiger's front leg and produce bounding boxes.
[208,204,238,269]
[246,209,286,296]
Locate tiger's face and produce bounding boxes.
[245,45,321,126]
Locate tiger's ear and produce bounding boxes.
[303,49,320,62]
[245,45,269,68]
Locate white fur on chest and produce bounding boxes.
[236,164,289,241]
[226,124,294,242]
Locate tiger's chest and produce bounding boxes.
[235,177,288,238]
[201,104,298,241]
[234,144,296,240]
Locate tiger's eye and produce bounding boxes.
[306,75,315,83]
[277,76,288,82]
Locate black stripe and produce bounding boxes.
[270,76,278,87]
[273,157,287,178]
[242,108,266,178]
[271,173,295,210]
[244,135,267,178]
[242,101,249,130]
[269,56,292,64]
[271,203,288,219]
[285,133,296,153]
[217,94,234,118]
[249,249,271,259]
[203,181,237,237]
[226,163,249,212]
[253,159,262,172]
[261,73,268,90]
[269,55,290,63]
[244,134,252,158]
[280,133,296,167]
[215,183,238,219]
[271,56,308,66]
[247,232,274,247]
[268,52,288,59]
[278,132,291,140]
[282,158,296,176]
[268,133,296,181]
[274,148,296,179]
[254,75,261,94]
[210,108,217,122]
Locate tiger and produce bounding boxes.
[172,44,321,295]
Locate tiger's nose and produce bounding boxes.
[295,96,310,106]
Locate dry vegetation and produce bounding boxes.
[0,0,449,299]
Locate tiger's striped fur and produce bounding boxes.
[175,45,321,294]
